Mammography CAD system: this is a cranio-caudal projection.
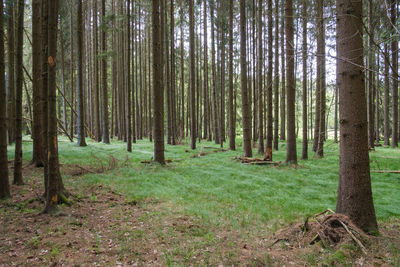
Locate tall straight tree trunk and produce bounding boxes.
[367,0,375,149]
[301,0,308,160]
[153,0,165,164]
[240,0,252,157]
[334,84,338,143]
[273,0,280,151]
[203,0,209,142]
[257,0,264,155]
[93,0,101,142]
[45,0,65,213]
[336,0,377,233]
[189,0,196,150]
[285,0,297,164]
[228,0,235,150]
[101,0,109,144]
[76,0,87,147]
[70,3,75,139]
[384,44,390,146]
[265,0,273,161]
[391,0,398,147]
[7,1,15,145]
[126,0,132,152]
[211,1,219,144]
[280,2,286,141]
[13,0,24,185]
[180,5,184,139]
[32,0,43,167]
[0,0,10,199]
[170,0,176,145]
[316,0,326,157]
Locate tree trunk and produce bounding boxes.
[13,0,24,185]
[189,0,196,150]
[228,0,235,150]
[316,0,326,158]
[32,0,43,167]
[45,0,64,214]
[211,1,219,144]
[336,0,377,233]
[76,0,87,147]
[153,0,165,164]
[384,43,390,146]
[285,0,297,164]
[273,0,280,151]
[0,0,10,199]
[240,0,252,157]
[280,2,286,141]
[265,0,273,161]
[257,0,264,155]
[7,1,15,145]
[101,0,109,144]
[301,0,308,160]
[391,0,398,147]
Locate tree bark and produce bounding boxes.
[285,0,297,164]
[189,0,196,150]
[301,0,308,160]
[13,0,24,185]
[76,0,87,147]
[7,1,15,145]
[240,0,252,157]
[228,0,235,150]
[336,0,377,233]
[265,0,273,161]
[32,0,43,167]
[391,0,398,147]
[257,0,264,155]
[384,43,390,146]
[0,0,10,199]
[273,0,280,151]
[153,0,165,164]
[280,1,286,141]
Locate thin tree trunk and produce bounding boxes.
[77,0,87,147]
[257,0,264,155]
[211,1,219,144]
[301,0,308,160]
[316,0,325,157]
[101,0,109,144]
[265,0,273,161]
[391,0,398,147]
[0,0,10,199]
[240,0,252,157]
[228,0,235,150]
[32,0,43,167]
[13,0,24,185]
[285,0,297,164]
[384,43,390,146]
[280,2,286,141]
[7,1,15,145]
[189,0,196,150]
[273,0,280,151]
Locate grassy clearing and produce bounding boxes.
[11,136,400,229]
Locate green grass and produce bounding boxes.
[9,136,400,230]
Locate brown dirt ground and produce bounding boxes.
[1,163,399,266]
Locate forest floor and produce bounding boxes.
[1,137,400,266]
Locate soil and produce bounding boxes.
[1,163,399,266]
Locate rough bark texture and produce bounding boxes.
[240,0,252,157]
[228,0,235,150]
[273,0,280,151]
[13,0,24,185]
[265,0,273,161]
[316,0,325,158]
[285,0,296,164]
[257,0,264,155]
[45,0,63,214]
[76,0,87,147]
[0,0,10,199]
[391,0,398,147]
[189,0,196,150]
[301,0,308,160]
[7,1,15,145]
[279,1,286,141]
[32,0,43,167]
[101,0,109,144]
[152,0,165,164]
[336,0,378,233]
[384,44,390,146]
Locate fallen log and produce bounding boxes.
[141,159,173,164]
[372,170,400,174]
[234,156,281,166]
